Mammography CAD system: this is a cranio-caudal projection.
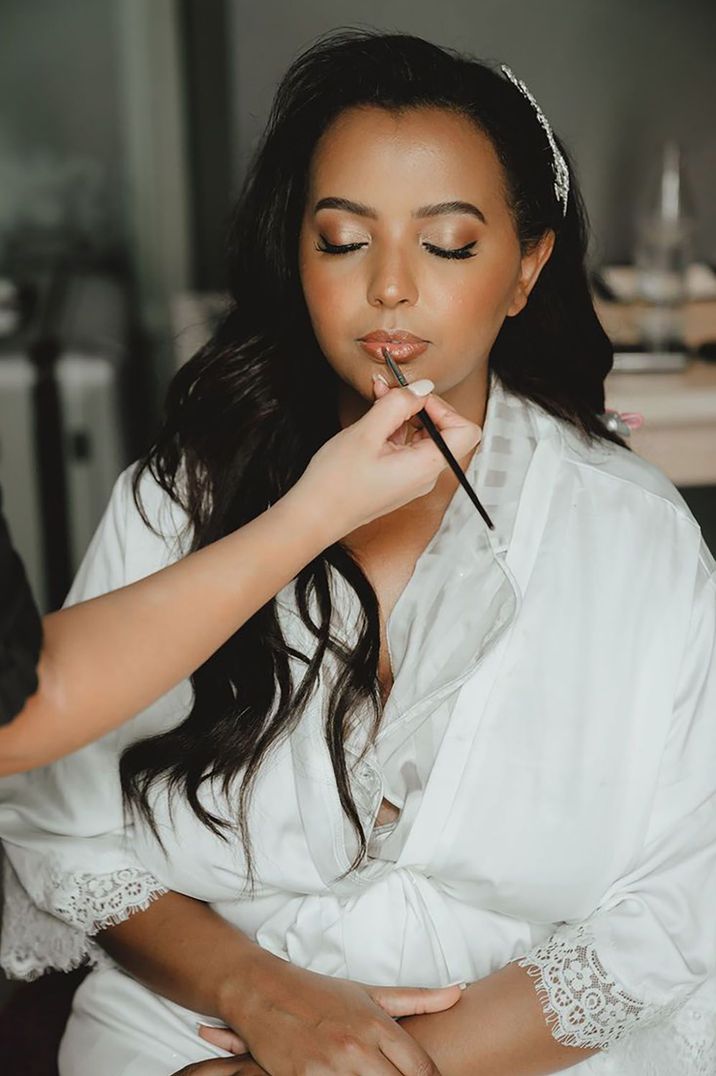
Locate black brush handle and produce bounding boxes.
[381,348,494,530]
[416,407,494,530]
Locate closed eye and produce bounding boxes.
[422,241,478,260]
[314,237,478,260]
[315,237,368,254]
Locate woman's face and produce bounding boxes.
[298,106,553,426]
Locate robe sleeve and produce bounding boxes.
[514,544,716,1051]
[0,466,191,980]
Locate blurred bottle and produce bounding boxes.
[633,141,695,355]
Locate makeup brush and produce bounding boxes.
[381,347,494,530]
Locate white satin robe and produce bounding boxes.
[1,377,715,1075]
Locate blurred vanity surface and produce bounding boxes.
[599,296,716,487]
[606,360,716,486]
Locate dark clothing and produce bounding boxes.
[0,491,42,725]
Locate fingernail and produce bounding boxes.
[372,372,390,387]
[407,378,434,397]
[446,980,468,990]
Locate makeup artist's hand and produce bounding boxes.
[297,379,481,537]
[195,953,462,1075]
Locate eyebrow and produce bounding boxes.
[313,197,487,224]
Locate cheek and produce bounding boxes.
[300,261,355,338]
[431,273,513,342]
[440,255,520,338]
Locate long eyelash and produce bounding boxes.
[315,237,367,255]
[423,241,478,261]
[314,238,478,259]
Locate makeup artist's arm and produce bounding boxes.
[397,963,598,1075]
[0,484,329,776]
[0,383,477,778]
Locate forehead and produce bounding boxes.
[308,106,508,211]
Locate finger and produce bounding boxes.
[371,373,391,400]
[352,1050,408,1076]
[369,983,465,1017]
[362,382,435,442]
[419,393,482,441]
[388,418,412,447]
[172,1057,249,1075]
[379,1024,440,1076]
[388,390,482,458]
[411,400,482,464]
[198,1025,248,1054]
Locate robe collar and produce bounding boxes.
[281,375,563,885]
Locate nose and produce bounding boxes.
[367,248,419,309]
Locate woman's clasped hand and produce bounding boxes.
[174,1060,255,1076]
[182,957,465,1075]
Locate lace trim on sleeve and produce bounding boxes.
[515,923,671,1050]
[1,855,167,981]
[42,863,168,934]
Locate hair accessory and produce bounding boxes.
[601,410,644,438]
[500,65,570,217]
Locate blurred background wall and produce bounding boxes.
[0,0,124,251]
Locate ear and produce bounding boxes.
[506,230,555,317]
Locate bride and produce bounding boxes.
[2,31,715,1076]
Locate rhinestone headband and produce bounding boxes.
[500,65,570,217]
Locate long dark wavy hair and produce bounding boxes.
[120,30,622,874]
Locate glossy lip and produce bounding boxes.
[357,329,429,362]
